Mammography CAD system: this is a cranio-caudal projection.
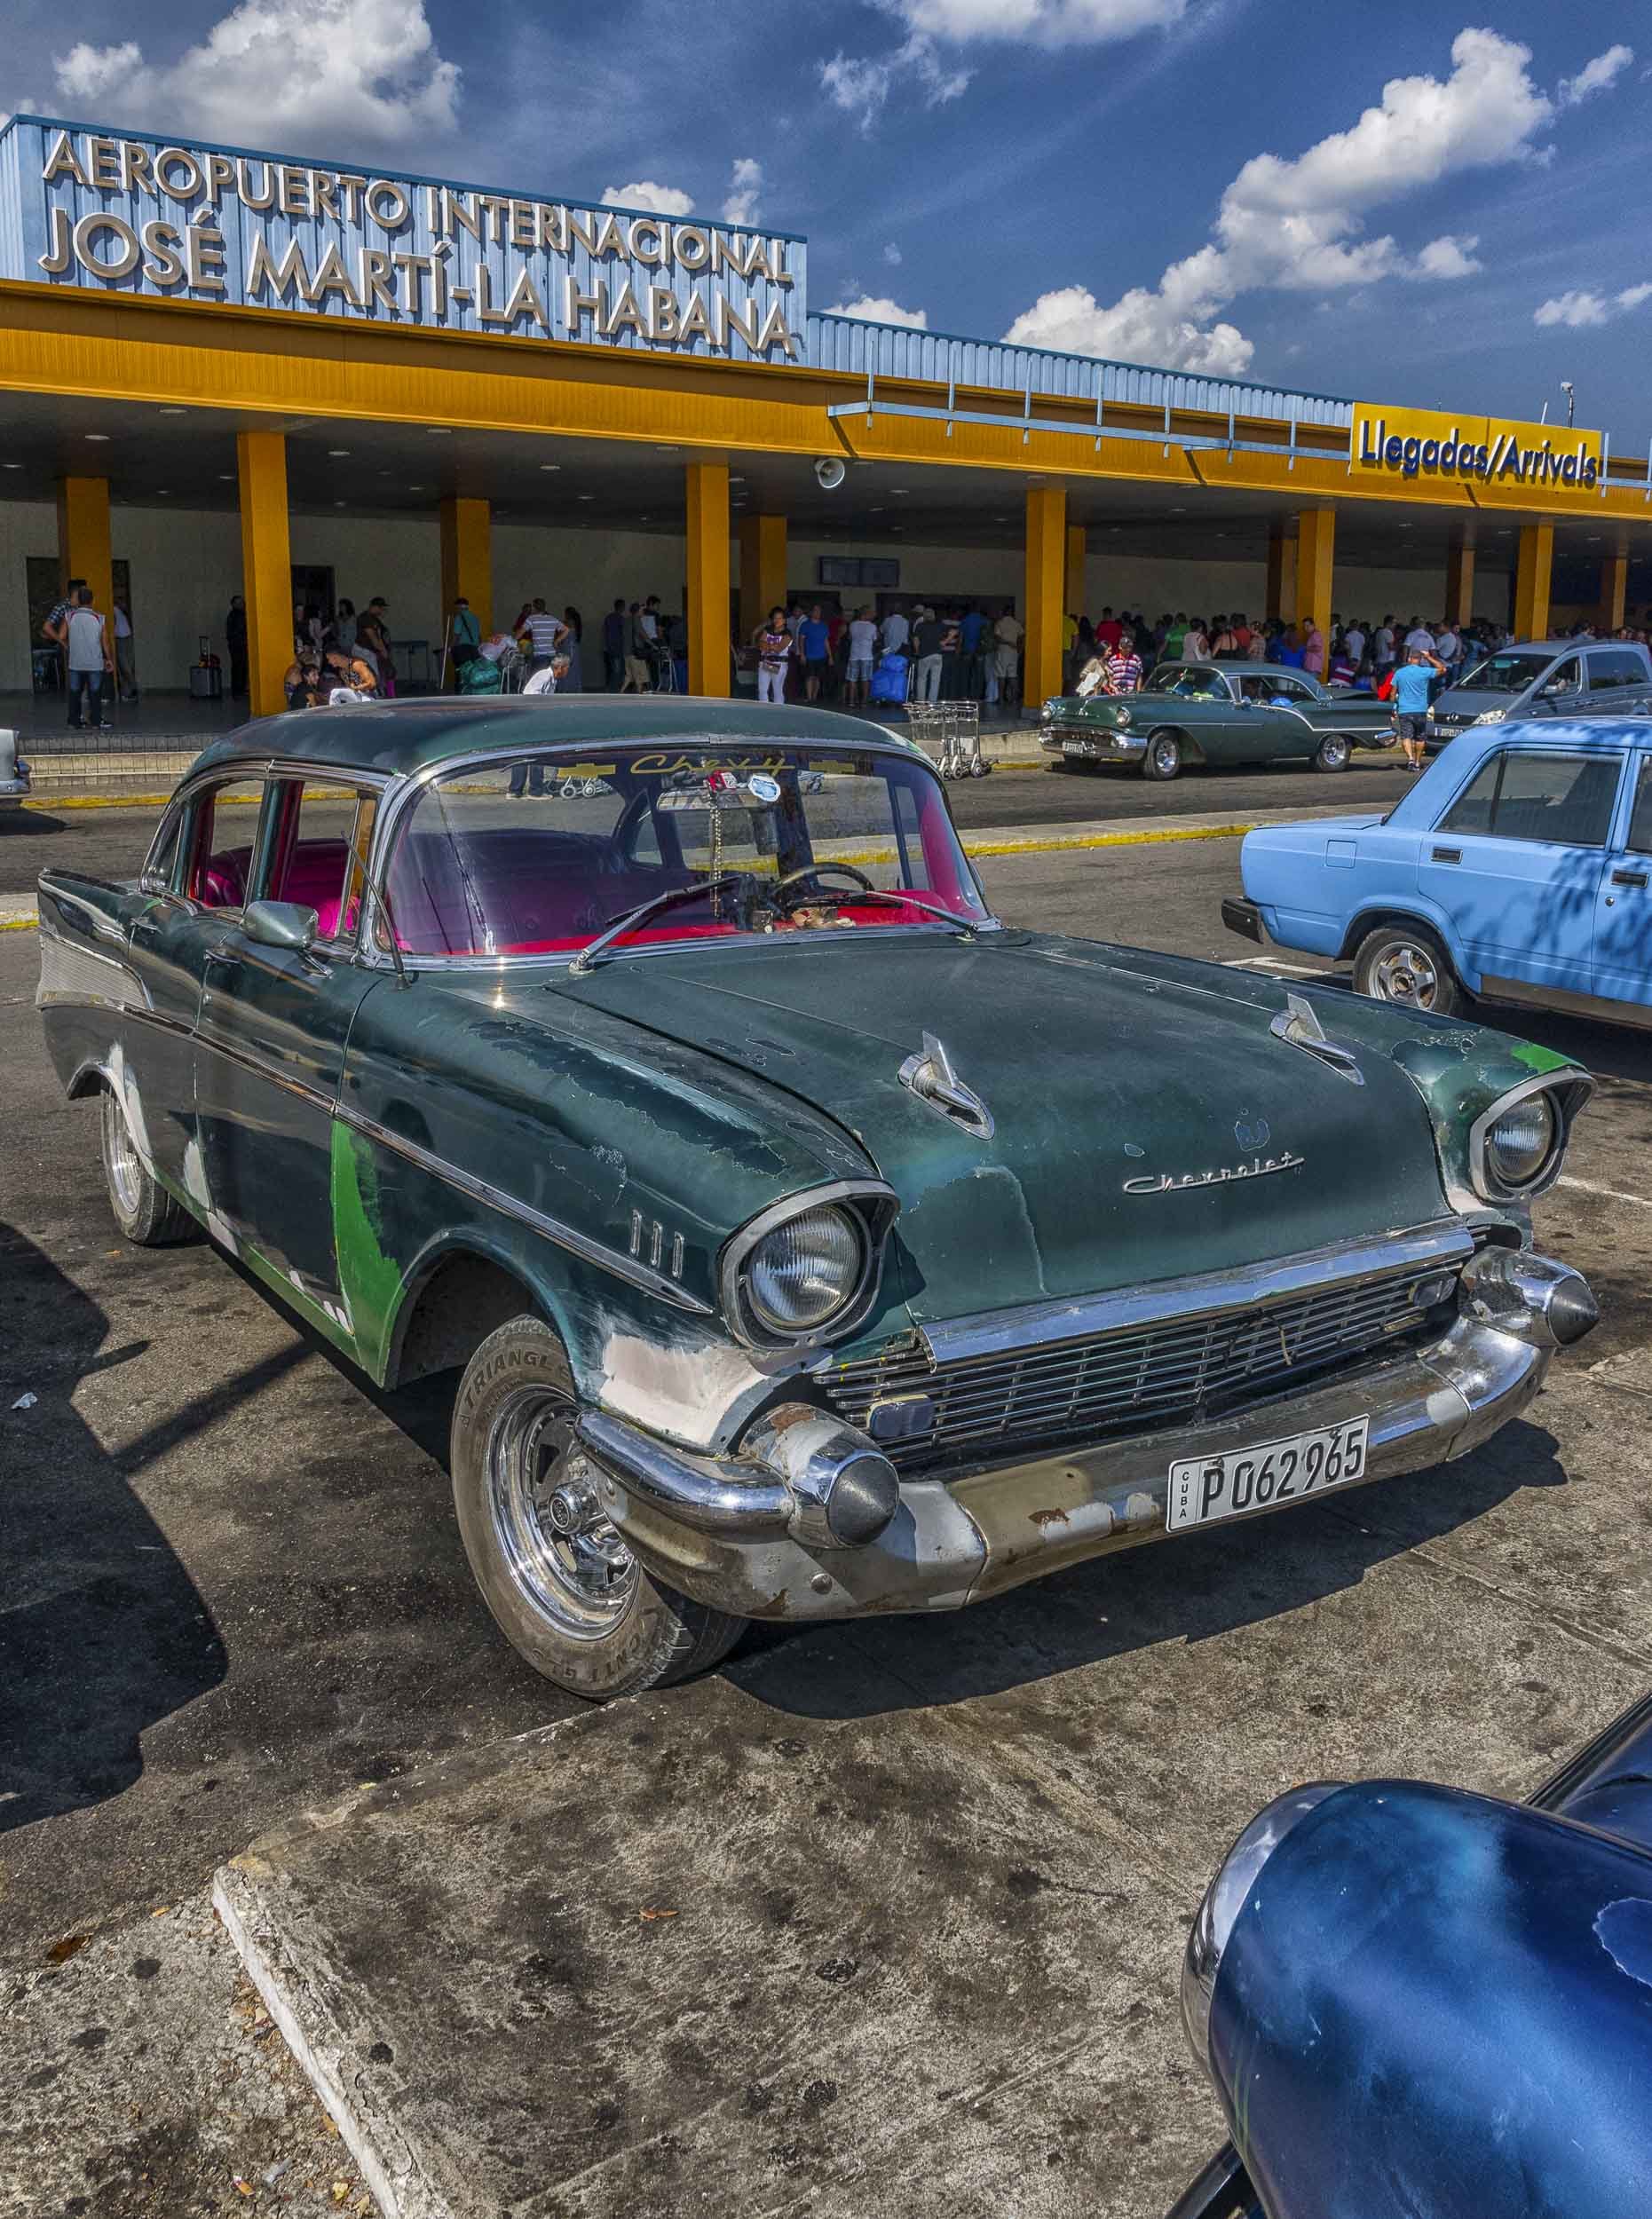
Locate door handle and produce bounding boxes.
[1611,867,1648,888]
[1431,845,1462,864]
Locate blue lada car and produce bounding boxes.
[1224,718,1652,1026]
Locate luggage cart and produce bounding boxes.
[933,701,990,779]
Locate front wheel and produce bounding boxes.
[1312,733,1352,773]
[100,1087,194,1245]
[450,1315,746,1700]
[1142,729,1182,781]
[1351,922,1466,1016]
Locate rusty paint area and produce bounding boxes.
[1028,1506,1071,1530]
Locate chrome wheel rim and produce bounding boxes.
[1322,737,1349,769]
[103,1093,143,1218]
[486,1387,637,1639]
[1371,941,1439,1007]
[1151,734,1179,774]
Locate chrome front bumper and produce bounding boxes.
[1039,727,1144,763]
[574,1293,1573,1623]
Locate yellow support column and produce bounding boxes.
[685,462,731,698]
[56,476,113,629]
[1599,549,1629,634]
[1514,523,1553,640]
[1445,539,1475,629]
[237,430,292,719]
[439,495,493,675]
[738,513,786,645]
[1296,509,1335,657]
[1024,484,1066,708]
[1265,521,1296,623]
[1063,524,1087,620]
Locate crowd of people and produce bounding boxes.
[747,601,1027,707]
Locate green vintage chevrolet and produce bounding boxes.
[1040,660,1396,778]
[38,699,1599,1698]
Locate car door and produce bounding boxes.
[192,777,386,1318]
[1592,751,1652,1012]
[1584,646,1652,714]
[1525,652,1585,721]
[1235,671,1315,762]
[1418,745,1623,997]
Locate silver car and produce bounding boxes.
[1431,639,1652,745]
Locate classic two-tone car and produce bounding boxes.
[1039,662,1395,779]
[1225,718,1652,1025]
[1172,1686,1652,2219]
[38,699,1597,1698]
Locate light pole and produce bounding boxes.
[1561,381,1576,427]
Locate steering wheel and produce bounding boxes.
[773,862,875,907]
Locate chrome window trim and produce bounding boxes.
[1468,1071,1593,1202]
[720,1178,901,1352]
[331,1100,715,1315]
[917,1221,1478,1367]
[357,739,997,972]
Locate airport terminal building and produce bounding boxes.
[2,112,1649,715]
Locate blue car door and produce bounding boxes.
[1417,745,1624,996]
[1592,750,1652,1012]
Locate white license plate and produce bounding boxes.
[1166,1416,1370,1533]
[1062,738,1095,758]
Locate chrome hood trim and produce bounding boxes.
[917,1220,1476,1366]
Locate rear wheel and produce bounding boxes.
[1142,729,1182,781]
[1351,922,1466,1016]
[1313,733,1353,773]
[450,1315,746,1700]
[100,1087,193,1245]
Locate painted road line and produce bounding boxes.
[1557,1175,1652,1212]
[1,898,38,931]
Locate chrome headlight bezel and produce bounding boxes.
[720,1181,899,1353]
[1182,1783,1345,2077]
[1468,1073,1592,1202]
[1471,707,1508,724]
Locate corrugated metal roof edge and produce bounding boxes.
[805,309,1355,418]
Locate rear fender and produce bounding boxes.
[1339,898,1479,988]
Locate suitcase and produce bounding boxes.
[190,636,223,699]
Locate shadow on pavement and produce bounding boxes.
[0,1224,230,1834]
[730,1419,1566,1718]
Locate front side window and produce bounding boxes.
[260,779,380,942]
[1438,750,1623,848]
[181,778,269,910]
[1540,658,1581,698]
[381,745,989,960]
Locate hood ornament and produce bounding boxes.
[1269,991,1364,1086]
[898,1032,994,1139]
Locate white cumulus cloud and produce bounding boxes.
[1414,233,1482,279]
[53,0,459,153]
[1558,43,1633,106]
[891,0,1186,43]
[883,241,903,265]
[1004,28,1555,373]
[824,294,929,329]
[722,158,762,225]
[1534,280,1652,328]
[601,179,695,216]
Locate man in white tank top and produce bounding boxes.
[64,588,111,731]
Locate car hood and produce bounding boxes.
[554,932,1451,1324]
[1433,685,1523,717]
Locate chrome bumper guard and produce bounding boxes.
[575,1254,1591,1623]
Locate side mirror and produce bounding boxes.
[243,899,321,954]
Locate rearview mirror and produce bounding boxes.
[243,899,320,953]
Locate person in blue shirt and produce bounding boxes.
[959,604,987,697]
[1390,644,1445,770]
[798,604,831,701]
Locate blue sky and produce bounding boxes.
[9,0,1650,430]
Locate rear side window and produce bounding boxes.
[1588,650,1647,692]
[1438,750,1622,848]
[1625,761,1652,855]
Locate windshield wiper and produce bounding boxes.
[567,874,744,975]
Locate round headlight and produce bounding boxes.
[744,1205,864,1334]
[1114,707,1132,729]
[1485,1093,1556,1188]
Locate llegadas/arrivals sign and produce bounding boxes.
[1352,403,1604,495]
[0,116,806,361]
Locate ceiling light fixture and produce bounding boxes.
[578,494,595,501]
[539,462,561,472]
[217,472,235,481]
[2,462,22,470]
[426,426,451,435]
[158,406,186,415]
[407,483,423,491]
[85,432,110,442]
[328,447,351,457]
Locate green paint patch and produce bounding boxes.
[331,1121,406,1379]
[1511,1042,1577,1075]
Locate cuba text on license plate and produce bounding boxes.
[1166,1416,1369,1533]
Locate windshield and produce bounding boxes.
[381,743,990,960]
[1457,651,1554,694]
